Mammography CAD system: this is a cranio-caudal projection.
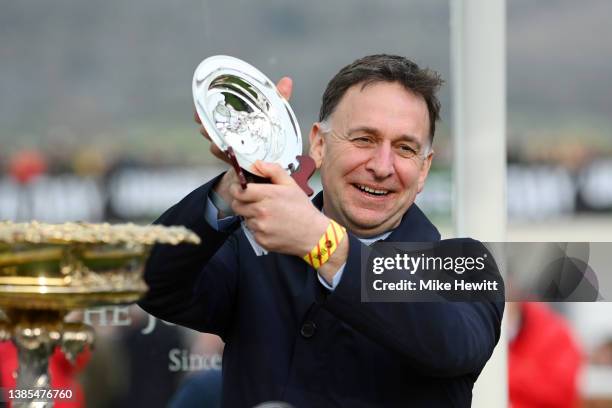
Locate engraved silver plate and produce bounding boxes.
[193,55,302,175]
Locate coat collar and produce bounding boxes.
[311,191,440,243]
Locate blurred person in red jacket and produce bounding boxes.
[0,342,90,408]
[508,302,583,408]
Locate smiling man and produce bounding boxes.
[313,79,432,236]
[140,54,503,408]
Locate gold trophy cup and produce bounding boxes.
[0,221,199,407]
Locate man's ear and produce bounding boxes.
[417,150,434,194]
[308,123,325,169]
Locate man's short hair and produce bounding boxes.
[319,54,444,142]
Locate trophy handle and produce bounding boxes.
[225,148,316,197]
[289,155,316,197]
[225,147,249,190]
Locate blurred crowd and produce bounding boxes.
[2,144,612,224]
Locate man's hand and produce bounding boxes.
[197,77,294,212]
[228,161,348,284]
[229,161,327,256]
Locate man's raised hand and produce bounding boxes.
[229,160,329,257]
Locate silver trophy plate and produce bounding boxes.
[192,55,302,176]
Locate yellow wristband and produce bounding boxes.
[303,219,346,269]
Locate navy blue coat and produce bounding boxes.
[139,175,504,407]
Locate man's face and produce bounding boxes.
[309,81,433,237]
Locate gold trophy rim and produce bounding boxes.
[0,221,200,311]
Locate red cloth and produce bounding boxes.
[0,342,90,408]
[509,302,583,408]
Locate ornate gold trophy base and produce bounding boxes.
[0,221,199,407]
[0,310,94,405]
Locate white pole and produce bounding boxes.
[450,0,508,407]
